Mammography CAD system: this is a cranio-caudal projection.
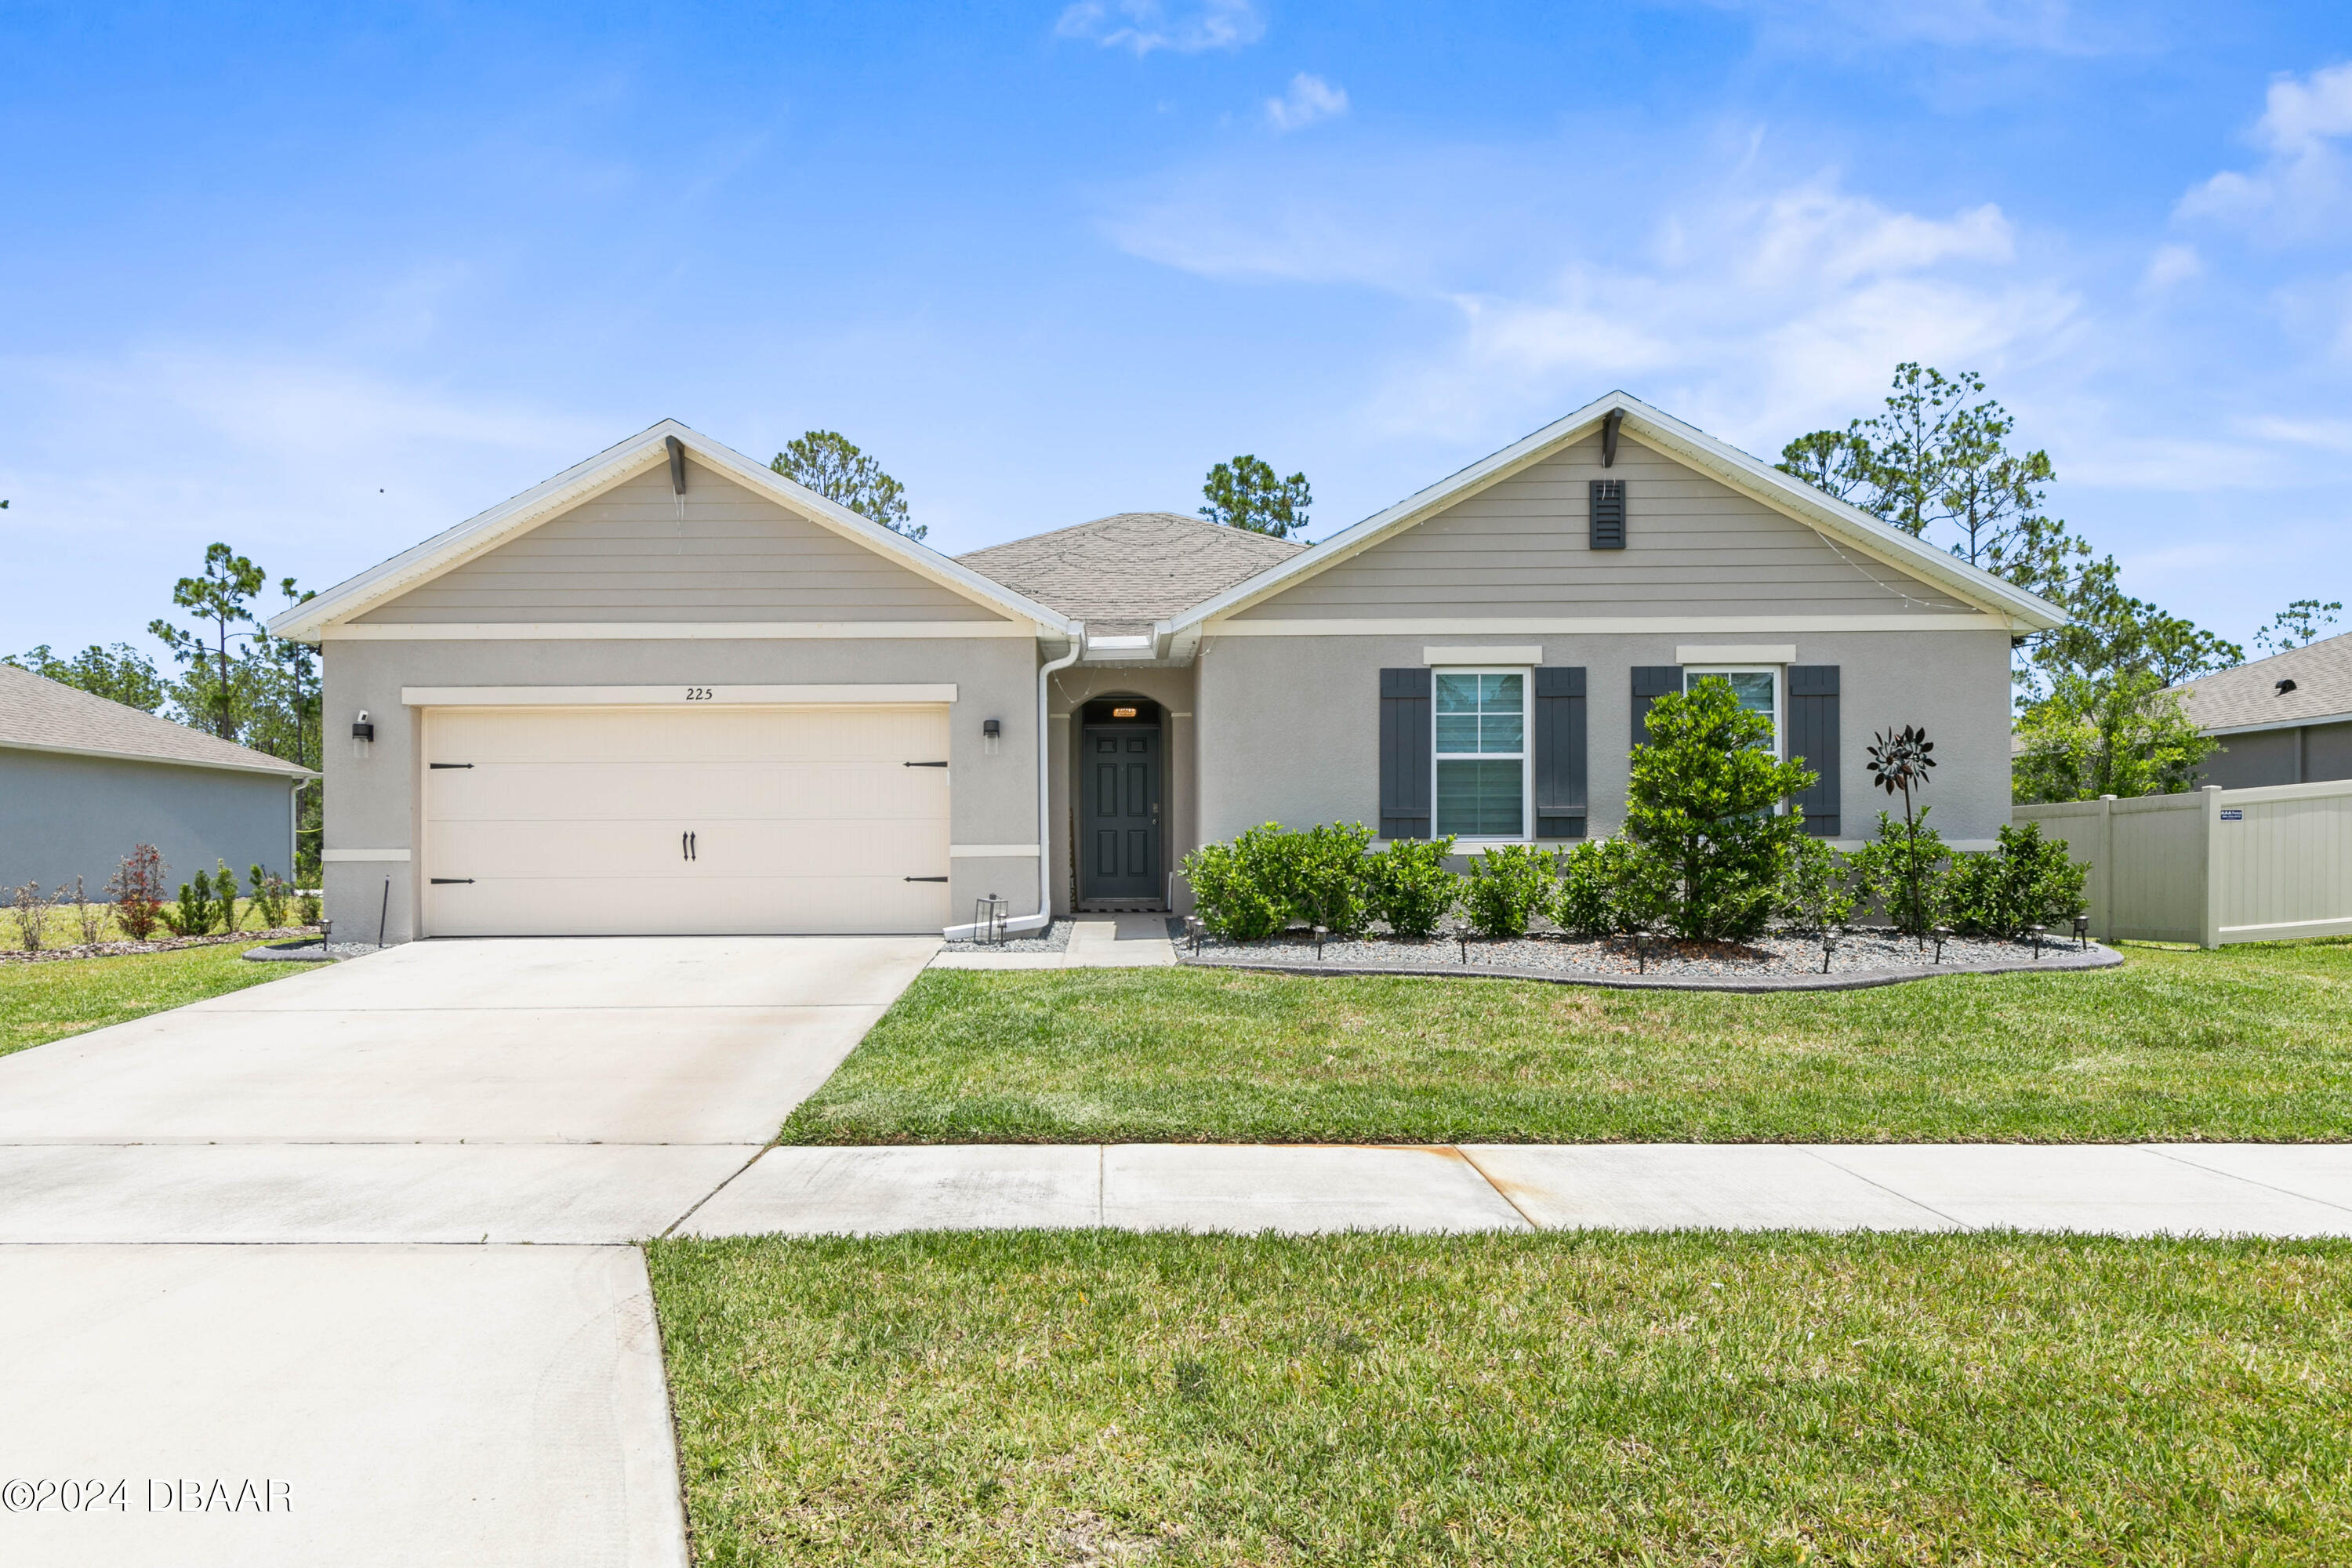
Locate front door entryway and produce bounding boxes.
[1079,701,1162,906]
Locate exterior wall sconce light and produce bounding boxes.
[351,710,375,758]
[982,717,1002,757]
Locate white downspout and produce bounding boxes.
[942,622,1081,941]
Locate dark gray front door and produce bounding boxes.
[1080,725,1161,902]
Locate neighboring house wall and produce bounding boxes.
[1229,433,1984,624]
[0,748,296,896]
[2200,721,2352,789]
[352,459,1000,625]
[1196,630,2015,850]
[2200,728,2303,790]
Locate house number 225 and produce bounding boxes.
[684,688,715,702]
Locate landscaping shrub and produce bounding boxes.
[1776,835,1858,935]
[66,876,105,947]
[1363,835,1459,938]
[1265,822,1376,936]
[248,864,292,931]
[1549,837,1671,938]
[1849,809,1951,938]
[1181,833,1287,942]
[109,844,168,941]
[8,884,48,952]
[162,865,230,938]
[1460,844,1554,938]
[1947,821,2088,938]
[298,888,322,926]
[1623,679,1817,942]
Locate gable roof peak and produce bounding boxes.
[267,420,1072,641]
[1160,390,2067,634]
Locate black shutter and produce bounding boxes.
[1379,667,1432,839]
[1631,666,1680,746]
[1787,665,1840,837]
[1588,479,1626,550]
[1533,666,1587,838]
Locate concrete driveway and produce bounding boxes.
[0,935,935,1568]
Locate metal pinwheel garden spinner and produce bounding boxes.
[1867,724,1938,947]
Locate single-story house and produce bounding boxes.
[0,662,314,897]
[267,392,2065,942]
[2172,631,2352,789]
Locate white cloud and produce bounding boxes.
[2140,241,2201,290]
[1265,74,1348,132]
[2176,60,2352,242]
[1053,0,1263,56]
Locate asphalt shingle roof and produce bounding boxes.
[0,662,314,776]
[2170,630,2352,732]
[958,512,1306,636]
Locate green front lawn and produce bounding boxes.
[781,940,2352,1145]
[652,1229,2352,1566]
[0,942,324,1058]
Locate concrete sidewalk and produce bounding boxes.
[681,1142,2352,1240]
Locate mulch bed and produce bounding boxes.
[0,925,324,966]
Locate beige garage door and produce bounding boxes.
[420,704,950,936]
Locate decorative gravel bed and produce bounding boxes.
[241,939,380,962]
[1181,924,2118,991]
[937,917,1074,956]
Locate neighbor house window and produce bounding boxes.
[1435,670,1526,838]
[1682,667,1780,756]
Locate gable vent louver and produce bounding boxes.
[1588,479,1626,550]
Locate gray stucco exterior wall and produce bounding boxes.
[319,633,1040,942]
[1,747,298,897]
[1193,629,2017,851]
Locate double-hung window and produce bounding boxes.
[1681,666,1780,756]
[1434,670,1526,838]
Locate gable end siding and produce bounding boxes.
[355,460,1004,625]
[1230,432,1976,622]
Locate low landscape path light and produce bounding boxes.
[2032,924,2048,960]
[1932,925,1951,964]
[2074,913,2089,949]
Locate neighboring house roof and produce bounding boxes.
[958,512,1306,637]
[267,420,1074,643]
[0,663,314,779]
[2170,630,2352,735]
[1161,390,2071,641]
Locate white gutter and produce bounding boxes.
[941,625,1083,941]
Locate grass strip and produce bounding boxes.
[652,1229,2352,1566]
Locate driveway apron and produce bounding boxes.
[0,935,936,1567]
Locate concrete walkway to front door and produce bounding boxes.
[0,935,937,1568]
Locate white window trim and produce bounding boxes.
[1431,666,1533,844]
[1681,663,1784,758]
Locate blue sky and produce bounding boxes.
[5,1,2348,659]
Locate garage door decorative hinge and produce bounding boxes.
[429,763,473,769]
[902,760,948,768]
[903,876,949,883]
[430,877,474,884]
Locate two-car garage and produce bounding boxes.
[416,694,953,937]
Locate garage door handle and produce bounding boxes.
[429,762,473,770]
[904,876,949,883]
[430,878,474,884]
[903,760,948,768]
[681,831,699,862]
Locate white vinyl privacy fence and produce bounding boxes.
[2016,780,2352,947]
